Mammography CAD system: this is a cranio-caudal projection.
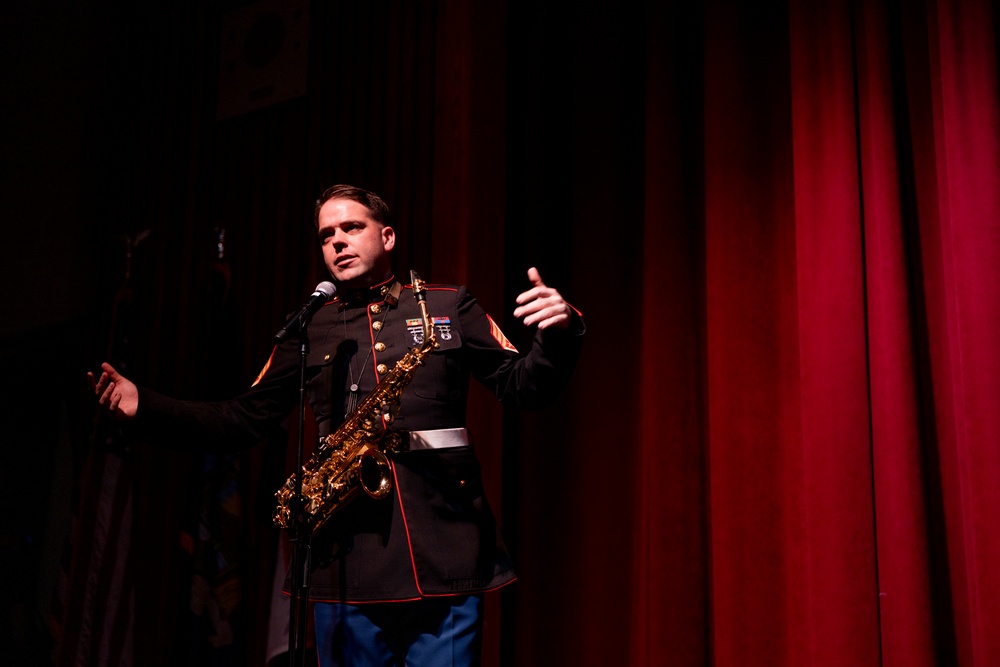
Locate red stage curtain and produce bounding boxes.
[626,0,1000,665]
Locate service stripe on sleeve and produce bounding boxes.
[252,348,277,387]
[487,314,518,353]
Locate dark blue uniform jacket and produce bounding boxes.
[134,276,584,601]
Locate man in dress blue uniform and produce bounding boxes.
[91,184,584,666]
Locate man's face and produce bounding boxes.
[317,198,395,288]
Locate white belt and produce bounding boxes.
[408,427,470,451]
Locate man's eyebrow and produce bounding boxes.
[318,219,368,235]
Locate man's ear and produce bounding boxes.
[382,226,396,252]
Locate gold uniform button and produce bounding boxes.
[372,320,383,331]
[370,304,381,314]
[380,285,390,296]
[376,363,388,374]
[374,342,386,352]
[459,479,467,488]
[323,354,331,361]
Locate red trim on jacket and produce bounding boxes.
[404,284,459,292]
[392,462,426,596]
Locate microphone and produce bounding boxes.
[274,281,337,343]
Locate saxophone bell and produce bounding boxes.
[358,449,392,498]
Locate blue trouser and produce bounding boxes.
[313,595,483,667]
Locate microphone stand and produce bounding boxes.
[287,310,313,667]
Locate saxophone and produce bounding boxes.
[273,271,439,535]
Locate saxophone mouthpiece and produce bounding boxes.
[410,270,427,301]
[409,270,437,348]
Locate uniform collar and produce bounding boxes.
[337,275,402,308]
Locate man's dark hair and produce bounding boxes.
[314,184,391,229]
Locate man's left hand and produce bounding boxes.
[513,267,572,330]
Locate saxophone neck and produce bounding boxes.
[410,270,438,349]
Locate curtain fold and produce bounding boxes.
[908,0,1000,662]
[856,0,941,663]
